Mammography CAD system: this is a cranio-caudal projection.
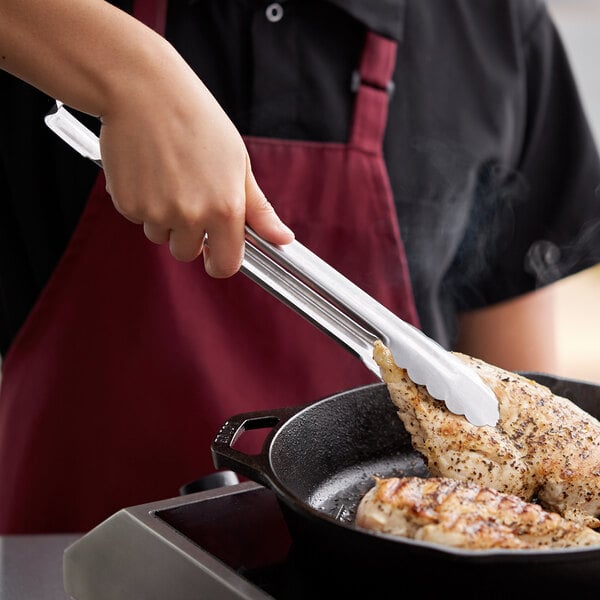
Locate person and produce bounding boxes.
[0,0,599,534]
[0,0,294,272]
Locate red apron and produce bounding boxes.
[0,0,419,533]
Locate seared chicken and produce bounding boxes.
[356,476,600,549]
[373,340,600,529]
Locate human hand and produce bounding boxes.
[99,41,293,277]
[0,0,293,277]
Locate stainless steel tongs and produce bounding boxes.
[45,101,499,426]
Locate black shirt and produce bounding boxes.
[0,0,599,354]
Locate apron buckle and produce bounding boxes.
[351,69,395,96]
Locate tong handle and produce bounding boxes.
[244,225,454,382]
[242,234,380,375]
[44,100,500,426]
[45,100,381,375]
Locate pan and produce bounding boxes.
[212,372,600,595]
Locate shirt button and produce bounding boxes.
[265,2,284,23]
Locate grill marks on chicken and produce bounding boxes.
[372,340,600,529]
[356,476,600,549]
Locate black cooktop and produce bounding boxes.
[64,481,286,599]
[63,476,600,599]
[65,480,389,600]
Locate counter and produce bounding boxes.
[1,534,79,600]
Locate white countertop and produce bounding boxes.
[0,534,80,600]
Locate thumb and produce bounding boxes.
[244,155,295,245]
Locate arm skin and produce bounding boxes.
[0,0,294,275]
[456,284,558,374]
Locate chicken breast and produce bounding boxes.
[373,340,600,529]
[356,476,600,549]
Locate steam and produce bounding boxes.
[525,217,600,286]
[524,240,563,286]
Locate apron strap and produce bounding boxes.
[133,0,168,36]
[132,1,395,155]
[349,31,398,153]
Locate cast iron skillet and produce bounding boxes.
[211,373,600,593]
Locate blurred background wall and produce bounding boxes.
[547,0,600,383]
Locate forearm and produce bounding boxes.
[0,0,293,273]
[0,0,178,116]
[455,285,557,373]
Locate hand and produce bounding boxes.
[99,40,293,276]
[0,0,294,277]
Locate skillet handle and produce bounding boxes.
[211,405,301,488]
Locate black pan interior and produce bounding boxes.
[268,382,423,523]
[213,374,600,590]
[268,374,600,526]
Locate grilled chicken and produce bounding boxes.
[356,476,600,549]
[373,340,600,529]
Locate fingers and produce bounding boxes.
[168,228,207,262]
[144,218,210,265]
[200,156,293,277]
[145,220,205,262]
[137,155,290,276]
[143,222,170,245]
[105,152,290,275]
[112,189,244,270]
[149,223,207,264]
[141,204,244,273]
[201,208,245,278]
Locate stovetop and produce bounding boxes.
[64,481,295,599]
[63,475,600,599]
[65,479,386,599]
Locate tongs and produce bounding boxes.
[44,101,499,426]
